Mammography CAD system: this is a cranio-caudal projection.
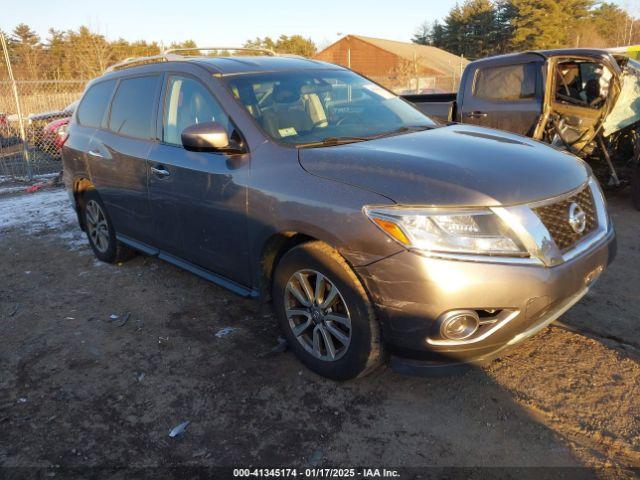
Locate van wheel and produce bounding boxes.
[632,164,640,211]
[272,241,382,380]
[82,190,134,263]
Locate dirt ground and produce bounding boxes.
[0,182,639,478]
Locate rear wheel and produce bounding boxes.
[82,189,134,263]
[272,241,382,380]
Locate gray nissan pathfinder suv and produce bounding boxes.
[62,50,616,380]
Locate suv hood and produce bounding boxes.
[298,124,589,207]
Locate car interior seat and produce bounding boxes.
[262,82,326,138]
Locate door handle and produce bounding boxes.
[88,149,104,158]
[465,111,488,119]
[150,166,170,178]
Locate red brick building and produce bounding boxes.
[314,35,468,92]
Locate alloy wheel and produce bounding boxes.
[85,199,110,253]
[284,269,352,361]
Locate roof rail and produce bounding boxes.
[105,54,182,72]
[104,46,277,73]
[162,46,276,56]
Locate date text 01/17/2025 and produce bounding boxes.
[232,468,401,478]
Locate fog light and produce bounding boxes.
[439,310,480,340]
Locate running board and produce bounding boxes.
[116,234,258,298]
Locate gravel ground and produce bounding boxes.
[0,185,638,477]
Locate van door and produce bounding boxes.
[147,74,251,286]
[460,59,543,136]
[89,74,162,245]
[546,57,619,153]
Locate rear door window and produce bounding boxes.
[76,80,116,128]
[163,75,230,145]
[109,75,161,139]
[474,63,537,101]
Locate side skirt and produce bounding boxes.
[116,234,259,299]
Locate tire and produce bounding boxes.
[272,241,382,380]
[81,189,134,263]
[632,165,640,211]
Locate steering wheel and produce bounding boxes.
[303,118,330,135]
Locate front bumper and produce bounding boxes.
[356,225,616,365]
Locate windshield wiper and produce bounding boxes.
[370,124,435,139]
[296,136,370,148]
[296,126,435,148]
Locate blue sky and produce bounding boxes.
[1,0,468,48]
[2,0,633,49]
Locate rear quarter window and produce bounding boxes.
[76,80,116,128]
[474,63,538,101]
[108,75,161,139]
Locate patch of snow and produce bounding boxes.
[0,188,75,234]
[0,185,27,195]
[0,172,60,183]
[56,229,89,252]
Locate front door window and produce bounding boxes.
[554,60,612,110]
[163,75,230,145]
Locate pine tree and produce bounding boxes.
[494,1,518,53]
[510,0,594,50]
[420,0,507,58]
[431,21,447,47]
[590,2,634,47]
[460,0,498,58]
[412,0,636,55]
[442,4,466,55]
[45,29,68,80]
[244,36,316,57]
[412,20,432,45]
[8,24,42,79]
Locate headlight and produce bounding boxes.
[364,207,527,256]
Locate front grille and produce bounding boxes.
[533,186,597,251]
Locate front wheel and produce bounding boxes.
[272,241,382,380]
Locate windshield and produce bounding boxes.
[226,69,436,146]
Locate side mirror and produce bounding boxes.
[181,122,245,154]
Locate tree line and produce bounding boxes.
[413,0,639,59]
[0,24,317,80]
[2,1,638,82]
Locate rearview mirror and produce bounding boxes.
[181,122,245,154]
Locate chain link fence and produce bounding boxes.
[0,79,87,180]
[355,53,465,95]
[370,74,461,95]
[0,32,89,180]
